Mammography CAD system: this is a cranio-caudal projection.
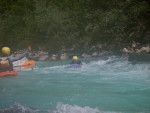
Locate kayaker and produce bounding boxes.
[70,56,82,65]
[0,47,30,72]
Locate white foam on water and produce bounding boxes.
[54,103,121,113]
[32,56,150,78]
[0,103,122,113]
[55,103,99,113]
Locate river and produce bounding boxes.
[0,56,150,113]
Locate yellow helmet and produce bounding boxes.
[73,56,78,60]
[2,47,10,55]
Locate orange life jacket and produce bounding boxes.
[0,60,10,67]
[0,57,12,72]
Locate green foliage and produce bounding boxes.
[0,0,150,50]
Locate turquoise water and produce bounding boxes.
[0,56,150,113]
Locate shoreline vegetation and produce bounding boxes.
[0,0,150,61]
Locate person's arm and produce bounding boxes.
[9,51,28,62]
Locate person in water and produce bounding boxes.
[71,56,82,64]
[0,47,30,72]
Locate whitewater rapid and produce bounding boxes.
[0,56,150,113]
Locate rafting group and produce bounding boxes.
[0,46,82,77]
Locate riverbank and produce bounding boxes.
[8,42,150,62]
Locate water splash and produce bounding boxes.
[31,56,150,77]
